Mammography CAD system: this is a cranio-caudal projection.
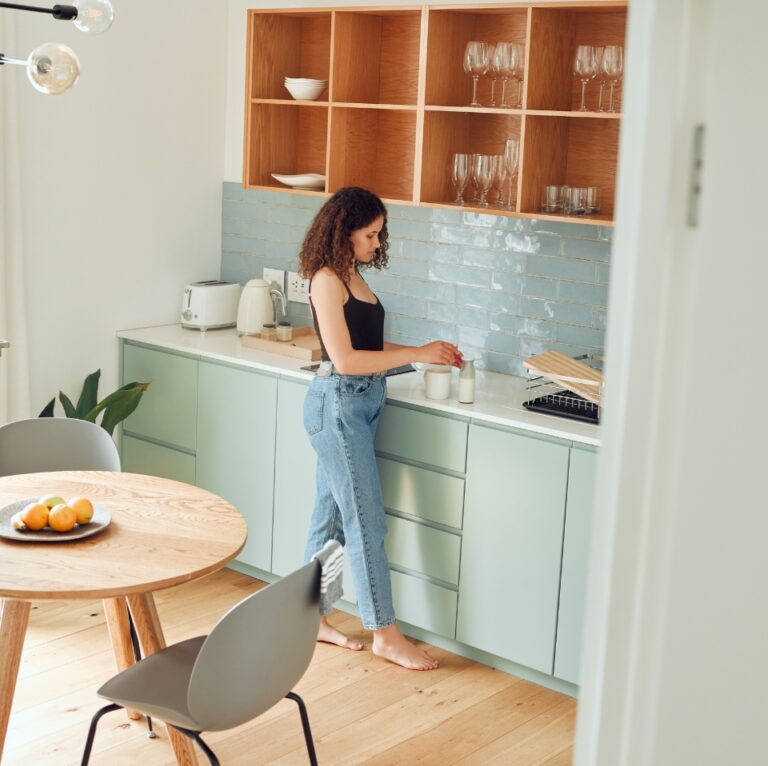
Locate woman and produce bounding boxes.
[299,187,462,671]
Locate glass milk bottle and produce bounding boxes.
[458,359,475,403]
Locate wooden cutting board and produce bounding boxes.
[240,326,322,361]
[523,350,603,405]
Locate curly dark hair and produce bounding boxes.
[298,187,389,281]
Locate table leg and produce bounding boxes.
[127,592,199,766]
[102,597,142,720]
[0,598,31,763]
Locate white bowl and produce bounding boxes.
[271,173,326,190]
[284,77,327,84]
[284,81,326,100]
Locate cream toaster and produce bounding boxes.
[181,281,242,330]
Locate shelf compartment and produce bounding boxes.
[425,7,529,108]
[248,11,331,100]
[527,6,628,113]
[521,115,620,219]
[420,111,522,208]
[331,10,422,106]
[328,107,416,203]
[245,104,328,189]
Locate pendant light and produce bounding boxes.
[0,1,114,94]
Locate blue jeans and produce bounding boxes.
[302,371,395,630]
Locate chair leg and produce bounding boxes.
[286,691,318,766]
[127,612,156,737]
[80,703,123,766]
[171,726,220,766]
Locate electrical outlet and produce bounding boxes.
[287,271,310,304]
[263,268,285,292]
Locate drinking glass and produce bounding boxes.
[564,186,587,215]
[503,138,520,209]
[464,41,489,107]
[585,186,600,214]
[487,43,500,107]
[472,154,494,207]
[602,45,623,112]
[490,155,507,206]
[593,46,606,111]
[451,153,470,204]
[513,43,525,107]
[573,45,597,111]
[498,42,516,108]
[542,184,564,213]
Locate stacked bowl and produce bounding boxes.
[284,77,328,101]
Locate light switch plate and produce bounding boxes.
[263,268,285,291]
[288,271,310,304]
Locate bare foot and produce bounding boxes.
[317,616,365,651]
[372,624,439,670]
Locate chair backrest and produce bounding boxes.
[0,417,121,476]
[187,559,321,731]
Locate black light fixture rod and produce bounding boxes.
[0,3,77,20]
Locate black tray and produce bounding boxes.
[523,389,600,425]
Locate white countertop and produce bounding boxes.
[117,324,600,447]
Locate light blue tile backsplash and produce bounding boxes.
[220,183,611,376]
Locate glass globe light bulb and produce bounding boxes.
[26,43,80,95]
[73,0,115,34]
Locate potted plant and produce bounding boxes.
[39,369,150,436]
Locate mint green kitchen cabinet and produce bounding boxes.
[457,423,570,674]
[122,434,196,484]
[122,343,198,451]
[196,361,277,572]
[554,445,598,684]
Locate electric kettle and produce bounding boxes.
[236,279,287,336]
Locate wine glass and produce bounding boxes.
[497,42,516,108]
[573,45,597,112]
[512,43,525,107]
[490,155,508,206]
[464,41,489,107]
[487,43,500,108]
[503,138,520,209]
[451,153,470,204]
[602,45,623,112]
[472,154,494,208]
[593,46,606,112]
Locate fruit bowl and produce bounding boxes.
[0,499,111,542]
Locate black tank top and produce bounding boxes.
[309,275,385,363]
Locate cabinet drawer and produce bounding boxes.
[375,404,467,472]
[385,514,461,585]
[122,343,198,451]
[378,456,464,529]
[390,569,457,638]
[121,435,196,485]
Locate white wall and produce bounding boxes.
[10,1,227,413]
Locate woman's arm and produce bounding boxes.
[311,269,461,375]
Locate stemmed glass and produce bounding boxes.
[490,155,508,206]
[451,153,470,204]
[464,41,489,107]
[472,154,494,208]
[593,46,606,111]
[512,44,525,107]
[497,42,516,108]
[503,138,520,209]
[573,45,597,111]
[487,43,500,108]
[602,45,623,112]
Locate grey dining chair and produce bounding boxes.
[80,559,322,766]
[0,417,121,476]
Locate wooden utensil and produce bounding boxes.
[240,325,322,361]
[523,350,603,405]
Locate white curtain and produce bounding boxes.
[0,14,31,423]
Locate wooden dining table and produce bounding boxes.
[0,470,248,765]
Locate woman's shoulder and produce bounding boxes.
[310,267,346,300]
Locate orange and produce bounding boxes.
[39,494,65,509]
[48,503,77,533]
[68,496,94,525]
[20,502,49,531]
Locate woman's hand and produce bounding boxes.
[416,341,463,368]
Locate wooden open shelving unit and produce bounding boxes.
[243,3,628,226]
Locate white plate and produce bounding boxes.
[271,173,326,190]
[0,499,111,543]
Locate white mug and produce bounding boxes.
[424,367,451,400]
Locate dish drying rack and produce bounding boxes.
[522,351,604,425]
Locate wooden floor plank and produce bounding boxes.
[3,568,576,766]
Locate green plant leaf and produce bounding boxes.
[59,391,77,419]
[99,385,149,436]
[75,369,101,419]
[39,398,55,418]
[83,381,150,432]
